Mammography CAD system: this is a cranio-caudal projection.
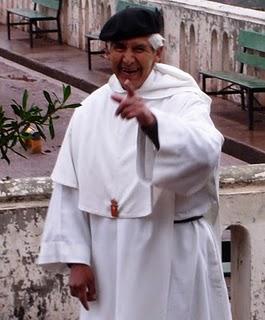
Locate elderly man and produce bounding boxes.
[38,7,232,320]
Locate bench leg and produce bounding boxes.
[87,38,92,70]
[202,75,206,92]
[240,87,246,110]
[7,12,11,40]
[246,89,254,130]
[29,21,33,48]
[57,18,62,44]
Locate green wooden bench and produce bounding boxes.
[200,30,265,130]
[115,0,162,13]
[7,0,62,48]
[85,0,163,70]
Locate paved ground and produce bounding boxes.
[0,57,87,180]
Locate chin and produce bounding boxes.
[117,75,143,90]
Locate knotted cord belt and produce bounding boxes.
[174,215,203,224]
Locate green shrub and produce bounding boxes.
[0,85,80,163]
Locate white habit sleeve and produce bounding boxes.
[38,183,91,272]
[137,94,224,196]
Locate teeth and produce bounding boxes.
[122,69,137,73]
[121,67,137,73]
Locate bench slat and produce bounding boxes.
[116,0,160,12]
[236,51,265,70]
[33,0,60,10]
[239,30,265,53]
[7,8,56,19]
[200,71,265,89]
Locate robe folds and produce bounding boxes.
[38,63,232,320]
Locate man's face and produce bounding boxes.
[106,36,162,89]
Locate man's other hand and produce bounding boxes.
[69,264,96,310]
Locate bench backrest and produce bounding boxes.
[33,0,61,10]
[117,0,160,12]
[236,29,265,70]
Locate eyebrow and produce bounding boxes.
[111,41,153,50]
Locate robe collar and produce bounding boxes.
[108,63,211,102]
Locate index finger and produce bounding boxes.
[79,288,89,310]
[123,79,135,97]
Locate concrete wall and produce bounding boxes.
[1,166,265,319]
[0,178,79,320]
[219,165,265,320]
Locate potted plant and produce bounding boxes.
[0,84,80,163]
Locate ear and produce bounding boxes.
[155,46,163,63]
[104,43,111,60]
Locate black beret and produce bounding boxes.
[99,7,162,42]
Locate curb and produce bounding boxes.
[0,46,98,93]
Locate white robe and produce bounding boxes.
[38,63,232,320]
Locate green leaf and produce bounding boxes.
[35,124,46,140]
[29,105,42,114]
[52,92,60,104]
[49,118,55,139]
[9,147,27,159]
[10,104,23,117]
[43,90,53,105]
[10,135,18,148]
[18,134,27,150]
[11,99,19,106]
[63,85,71,103]
[22,90,29,110]
[47,103,55,114]
[0,146,10,164]
[63,103,81,109]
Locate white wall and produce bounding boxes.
[1,165,265,319]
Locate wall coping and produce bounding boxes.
[0,176,53,202]
[154,0,265,24]
[219,164,265,188]
[1,164,265,201]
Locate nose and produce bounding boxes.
[122,49,135,64]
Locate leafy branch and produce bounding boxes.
[0,84,80,164]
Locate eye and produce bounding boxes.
[133,46,146,53]
[135,48,144,53]
[133,44,153,54]
[112,43,126,52]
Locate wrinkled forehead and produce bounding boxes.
[107,34,164,52]
[109,36,152,47]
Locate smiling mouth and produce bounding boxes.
[120,67,139,76]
